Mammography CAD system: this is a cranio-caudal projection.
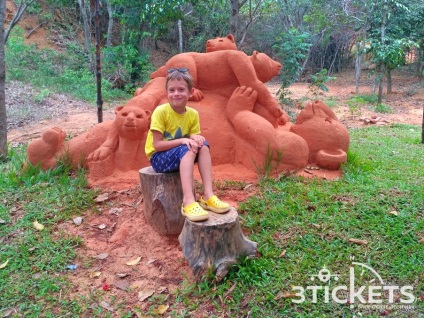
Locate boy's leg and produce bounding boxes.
[179,150,197,206]
[197,144,230,213]
[197,145,214,199]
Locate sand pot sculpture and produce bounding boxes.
[26,36,350,187]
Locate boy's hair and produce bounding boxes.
[166,68,194,91]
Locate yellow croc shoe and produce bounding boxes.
[199,195,230,214]
[181,202,209,222]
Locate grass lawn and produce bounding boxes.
[1,124,423,317]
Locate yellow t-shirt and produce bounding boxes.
[145,103,201,159]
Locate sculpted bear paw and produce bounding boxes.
[27,127,67,169]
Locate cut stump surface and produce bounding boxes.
[178,207,257,281]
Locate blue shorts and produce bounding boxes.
[150,141,209,173]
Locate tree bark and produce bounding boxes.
[354,42,362,94]
[105,0,114,47]
[94,0,102,123]
[0,0,7,161]
[139,166,187,235]
[386,69,392,94]
[177,19,183,53]
[77,0,94,71]
[179,207,257,281]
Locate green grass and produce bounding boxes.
[1,125,423,317]
[0,147,97,317]
[172,124,424,317]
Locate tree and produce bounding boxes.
[0,0,6,161]
[0,0,37,161]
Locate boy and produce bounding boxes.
[145,68,230,222]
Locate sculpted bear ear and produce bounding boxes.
[252,51,259,59]
[227,34,235,43]
[144,110,151,120]
[115,105,125,114]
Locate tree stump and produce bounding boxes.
[178,207,257,281]
[139,166,186,235]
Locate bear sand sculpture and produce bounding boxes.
[26,35,350,188]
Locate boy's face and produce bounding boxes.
[167,78,193,111]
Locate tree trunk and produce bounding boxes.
[377,64,384,104]
[354,42,362,94]
[94,0,102,123]
[77,0,94,71]
[230,0,239,38]
[386,69,392,94]
[177,19,183,53]
[179,207,257,281]
[139,166,187,235]
[105,0,114,47]
[0,0,7,161]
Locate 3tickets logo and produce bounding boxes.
[292,262,415,312]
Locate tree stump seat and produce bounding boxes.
[140,166,257,281]
[139,166,186,235]
[178,207,257,281]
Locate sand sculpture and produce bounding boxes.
[26,35,350,187]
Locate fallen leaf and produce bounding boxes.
[146,258,156,265]
[89,271,101,278]
[109,207,123,215]
[114,280,129,291]
[98,224,107,230]
[224,282,237,298]
[152,304,169,315]
[348,238,368,245]
[279,250,286,258]
[73,217,83,226]
[274,291,298,300]
[0,259,9,269]
[419,238,424,243]
[116,273,129,278]
[389,211,398,216]
[138,289,154,302]
[1,309,14,317]
[311,223,321,229]
[156,286,167,293]
[126,256,141,266]
[93,253,109,260]
[0,219,6,224]
[33,221,44,231]
[95,193,109,203]
[99,301,114,312]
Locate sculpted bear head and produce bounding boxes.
[250,51,282,83]
[206,34,237,52]
[114,105,151,141]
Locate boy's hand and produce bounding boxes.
[181,138,200,153]
[190,134,205,147]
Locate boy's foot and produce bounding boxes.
[181,202,209,222]
[199,195,231,214]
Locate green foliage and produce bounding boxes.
[273,28,312,90]
[308,68,336,97]
[6,29,131,103]
[368,37,418,71]
[272,28,311,119]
